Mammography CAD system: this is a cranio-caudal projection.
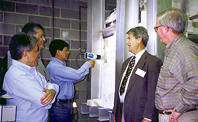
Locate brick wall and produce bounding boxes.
[0,0,116,119]
[0,0,89,65]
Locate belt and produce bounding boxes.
[158,110,172,115]
[57,99,73,103]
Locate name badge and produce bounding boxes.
[135,68,146,77]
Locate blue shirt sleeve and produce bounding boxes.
[50,61,91,83]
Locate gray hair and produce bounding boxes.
[127,26,149,46]
[9,33,37,60]
[157,8,186,33]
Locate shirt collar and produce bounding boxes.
[50,57,66,66]
[135,49,146,60]
[12,59,36,72]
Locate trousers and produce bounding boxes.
[50,101,72,122]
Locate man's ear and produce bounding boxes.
[56,50,61,56]
[137,37,142,44]
[22,50,27,57]
[33,33,38,39]
[163,25,169,33]
[21,50,28,62]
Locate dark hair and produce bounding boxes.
[9,33,35,60]
[22,22,44,35]
[49,39,69,57]
[127,26,149,46]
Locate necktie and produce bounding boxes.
[120,56,136,95]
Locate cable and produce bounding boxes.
[51,0,55,40]
[79,6,87,53]
[75,5,87,68]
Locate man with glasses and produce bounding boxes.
[155,8,198,122]
[22,23,51,82]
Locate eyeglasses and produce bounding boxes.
[154,25,163,32]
